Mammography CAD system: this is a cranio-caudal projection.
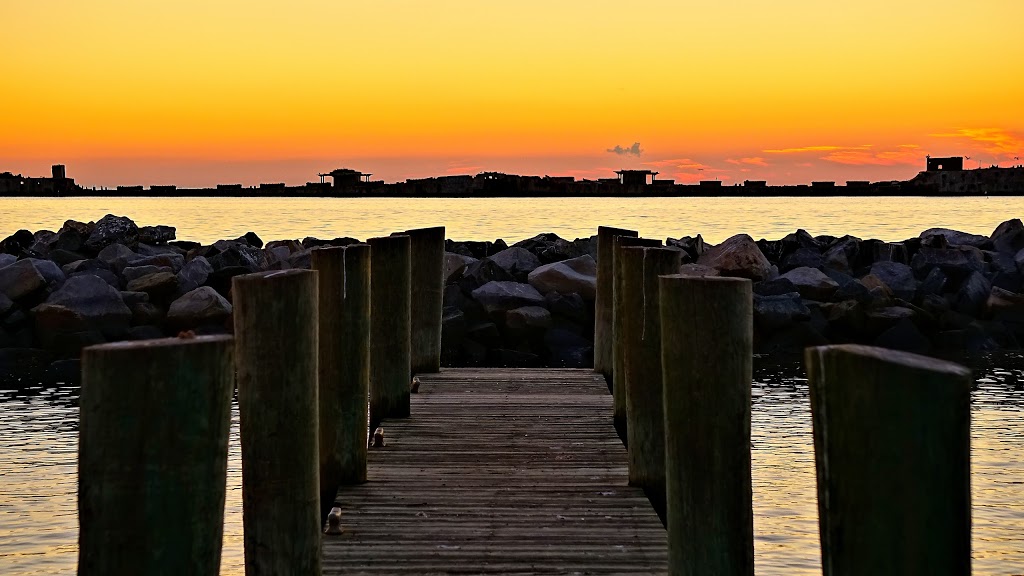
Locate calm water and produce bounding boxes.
[0,355,1021,575]
[1,196,1023,244]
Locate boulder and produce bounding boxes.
[505,306,552,330]
[538,239,586,263]
[920,267,948,296]
[871,242,910,265]
[488,247,542,281]
[443,253,477,283]
[471,281,546,314]
[125,271,179,301]
[698,234,773,281]
[52,228,85,253]
[920,228,991,249]
[138,225,176,244]
[953,271,992,317]
[913,247,983,280]
[458,259,515,292]
[27,259,65,287]
[123,265,174,283]
[166,286,233,329]
[176,257,212,292]
[0,259,47,300]
[781,229,823,252]
[868,261,917,301]
[545,291,587,323]
[874,318,931,354]
[208,243,262,272]
[753,293,811,333]
[129,301,165,326]
[822,235,861,272]
[84,214,140,252]
[667,234,707,262]
[128,253,185,272]
[0,230,34,255]
[119,291,150,306]
[834,279,871,303]
[70,269,121,289]
[779,267,839,301]
[779,247,824,272]
[753,277,797,297]
[527,255,597,300]
[987,286,1024,323]
[0,254,16,269]
[992,219,1024,254]
[42,274,131,338]
[96,243,138,272]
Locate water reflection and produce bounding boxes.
[0,354,1021,574]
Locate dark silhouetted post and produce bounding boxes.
[79,336,234,576]
[619,246,680,523]
[611,236,662,444]
[233,270,321,575]
[311,245,371,523]
[805,344,972,576]
[369,234,412,428]
[400,226,445,374]
[661,275,754,576]
[595,226,637,386]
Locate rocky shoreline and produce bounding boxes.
[1,214,1023,383]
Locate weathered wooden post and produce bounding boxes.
[611,236,662,444]
[399,226,445,374]
[233,270,321,575]
[661,275,754,576]
[619,246,680,523]
[595,226,637,386]
[369,234,412,429]
[311,245,371,523]
[805,344,971,576]
[78,336,234,576]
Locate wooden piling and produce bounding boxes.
[233,270,321,576]
[619,246,680,523]
[369,234,412,428]
[595,226,637,384]
[400,226,445,374]
[660,275,754,576]
[311,245,371,524]
[611,236,662,445]
[805,344,971,576]
[78,335,234,576]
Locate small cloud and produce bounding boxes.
[643,158,707,170]
[607,142,642,156]
[726,156,769,166]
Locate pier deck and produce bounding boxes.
[323,368,667,574]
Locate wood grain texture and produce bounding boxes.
[401,226,445,375]
[369,235,412,428]
[595,226,637,381]
[324,368,668,575]
[78,336,234,576]
[610,236,662,445]
[660,275,754,576]
[233,270,322,576]
[805,345,972,576]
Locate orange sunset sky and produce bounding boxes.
[3,0,1023,187]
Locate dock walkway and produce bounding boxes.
[323,368,667,574]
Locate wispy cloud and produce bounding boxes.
[726,156,769,166]
[607,142,642,156]
[930,128,1024,158]
[763,145,868,154]
[822,144,921,166]
[643,158,707,169]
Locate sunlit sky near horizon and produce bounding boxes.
[3,0,1023,187]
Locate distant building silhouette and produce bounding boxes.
[926,156,964,171]
[615,169,658,186]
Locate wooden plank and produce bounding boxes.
[324,367,667,575]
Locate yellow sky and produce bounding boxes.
[2,0,1023,185]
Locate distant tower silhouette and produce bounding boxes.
[319,169,371,188]
[52,164,66,180]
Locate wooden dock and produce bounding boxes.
[322,368,668,574]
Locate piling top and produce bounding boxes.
[806,344,972,379]
[660,274,751,285]
[83,334,232,353]
[396,226,445,235]
[598,225,638,236]
[232,268,316,286]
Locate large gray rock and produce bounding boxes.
[527,255,597,300]
[125,271,179,301]
[868,261,917,301]
[97,243,139,273]
[992,219,1024,254]
[912,247,985,279]
[42,274,131,338]
[129,253,185,272]
[753,293,811,332]
[0,254,16,269]
[779,267,838,301]
[167,286,233,329]
[987,286,1024,323]
[444,252,478,284]
[698,234,773,281]
[27,259,65,287]
[84,214,140,252]
[177,256,214,294]
[138,225,176,244]
[954,271,992,316]
[488,247,542,282]
[505,305,552,330]
[920,228,991,249]
[471,281,546,314]
[0,259,47,300]
[123,265,173,283]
